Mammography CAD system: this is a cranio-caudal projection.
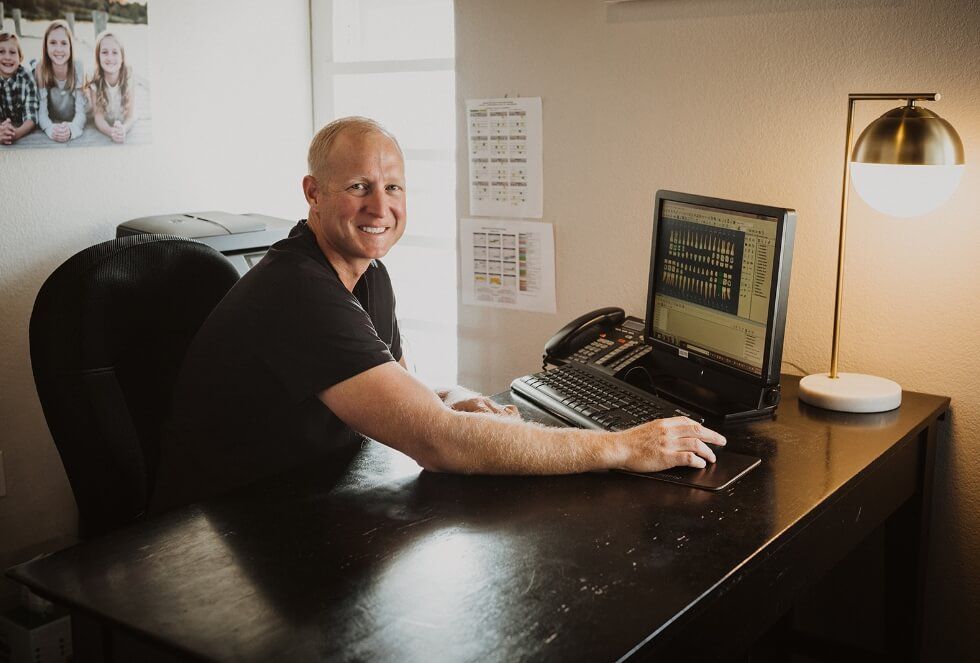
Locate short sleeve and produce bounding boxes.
[254,258,395,402]
[389,310,403,364]
[368,260,402,363]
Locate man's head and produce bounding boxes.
[0,33,24,79]
[307,116,403,179]
[303,117,407,280]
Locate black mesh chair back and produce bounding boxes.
[29,235,240,538]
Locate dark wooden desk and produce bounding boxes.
[9,376,947,662]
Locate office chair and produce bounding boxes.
[29,235,240,538]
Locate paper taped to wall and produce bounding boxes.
[461,218,556,313]
[466,97,543,218]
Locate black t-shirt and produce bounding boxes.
[151,221,401,511]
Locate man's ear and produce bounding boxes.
[302,175,320,208]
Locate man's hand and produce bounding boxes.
[449,395,520,418]
[441,386,520,419]
[616,416,726,472]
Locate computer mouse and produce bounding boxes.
[705,442,725,460]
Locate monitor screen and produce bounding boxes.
[648,197,782,377]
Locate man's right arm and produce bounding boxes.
[319,362,725,475]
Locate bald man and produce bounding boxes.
[151,117,724,511]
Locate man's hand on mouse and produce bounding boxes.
[616,416,726,472]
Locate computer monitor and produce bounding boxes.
[644,191,795,392]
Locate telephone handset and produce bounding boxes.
[544,307,626,364]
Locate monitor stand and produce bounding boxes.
[648,374,778,424]
[618,352,781,425]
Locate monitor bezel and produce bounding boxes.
[643,190,796,387]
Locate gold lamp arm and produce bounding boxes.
[827,92,940,379]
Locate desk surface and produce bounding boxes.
[9,376,948,662]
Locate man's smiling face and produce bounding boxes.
[306,130,407,273]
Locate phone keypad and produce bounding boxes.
[594,340,637,366]
[570,337,614,363]
[607,345,652,372]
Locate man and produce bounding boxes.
[151,117,724,511]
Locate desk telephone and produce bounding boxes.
[543,307,652,376]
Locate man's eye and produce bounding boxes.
[349,183,368,191]
[386,184,403,192]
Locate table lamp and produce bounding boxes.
[799,93,965,413]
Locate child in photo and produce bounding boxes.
[0,32,38,145]
[35,20,87,142]
[87,31,136,144]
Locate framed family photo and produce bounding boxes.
[0,0,150,149]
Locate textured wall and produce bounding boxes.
[454,0,980,655]
[0,0,312,602]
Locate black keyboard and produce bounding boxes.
[510,364,701,431]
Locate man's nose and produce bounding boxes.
[362,188,387,217]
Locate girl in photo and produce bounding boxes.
[0,32,38,145]
[35,20,86,142]
[87,30,136,144]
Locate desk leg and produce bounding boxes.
[884,420,939,662]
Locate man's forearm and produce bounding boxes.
[322,362,721,477]
[437,412,624,474]
[394,397,622,475]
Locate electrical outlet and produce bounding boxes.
[0,450,6,497]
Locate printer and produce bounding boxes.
[116,211,294,276]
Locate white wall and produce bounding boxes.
[0,0,313,601]
[454,0,980,656]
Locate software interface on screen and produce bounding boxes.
[651,199,778,375]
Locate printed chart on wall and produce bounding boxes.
[466,97,543,218]
[461,218,556,313]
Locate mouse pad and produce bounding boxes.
[618,451,761,491]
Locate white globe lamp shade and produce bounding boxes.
[850,162,965,217]
[850,104,965,217]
